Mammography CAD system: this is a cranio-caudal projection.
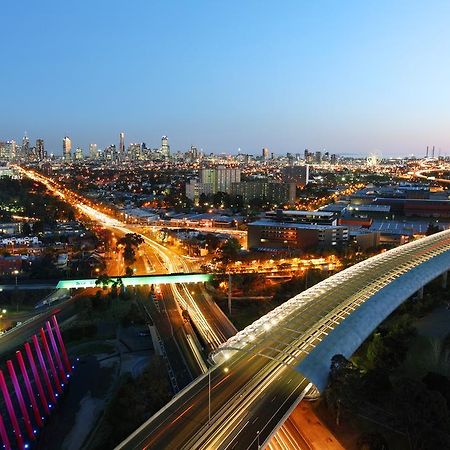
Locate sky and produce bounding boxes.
[2,0,450,157]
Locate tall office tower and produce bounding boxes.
[161,135,170,157]
[189,145,199,160]
[282,165,309,187]
[262,147,270,161]
[315,151,322,164]
[22,134,29,158]
[36,139,45,160]
[119,132,125,156]
[103,144,116,161]
[63,136,72,162]
[74,147,83,160]
[0,141,16,161]
[330,154,337,165]
[129,143,141,160]
[89,143,98,159]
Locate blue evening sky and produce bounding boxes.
[1,0,450,157]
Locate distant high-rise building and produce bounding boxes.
[161,136,170,157]
[63,136,72,162]
[330,154,338,165]
[282,165,309,187]
[262,147,270,161]
[119,132,125,156]
[129,143,141,160]
[89,143,98,159]
[22,134,29,158]
[0,141,16,161]
[216,166,241,193]
[74,147,83,160]
[304,149,314,164]
[198,166,241,194]
[315,151,322,164]
[200,168,216,186]
[103,144,116,161]
[36,139,45,161]
[189,145,199,161]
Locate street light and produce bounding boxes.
[257,430,260,449]
[208,367,211,425]
[13,270,19,287]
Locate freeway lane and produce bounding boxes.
[0,294,80,359]
[117,230,450,449]
[117,325,310,449]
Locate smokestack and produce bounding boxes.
[426,146,429,158]
[432,146,435,158]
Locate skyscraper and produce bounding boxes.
[36,139,45,161]
[128,143,141,160]
[0,141,16,161]
[119,132,125,156]
[63,136,72,162]
[74,147,83,160]
[22,134,29,159]
[89,143,98,159]
[262,147,270,161]
[161,136,170,157]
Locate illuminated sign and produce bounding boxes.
[55,273,211,289]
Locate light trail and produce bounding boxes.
[16,165,323,449]
[15,166,224,350]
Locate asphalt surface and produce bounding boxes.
[117,230,450,450]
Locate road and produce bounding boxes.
[116,230,450,449]
[0,294,79,359]
[16,166,313,449]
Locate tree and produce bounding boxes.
[357,432,389,450]
[220,238,241,264]
[205,233,221,252]
[426,222,442,236]
[95,274,113,289]
[392,377,450,448]
[324,355,363,425]
[118,233,144,265]
[110,278,122,298]
[22,223,32,236]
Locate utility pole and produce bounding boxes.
[228,273,232,316]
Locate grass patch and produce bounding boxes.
[73,341,116,357]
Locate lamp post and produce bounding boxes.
[257,430,260,449]
[208,367,211,425]
[0,310,6,333]
[13,270,19,312]
[13,270,19,287]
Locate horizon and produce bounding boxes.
[2,1,450,157]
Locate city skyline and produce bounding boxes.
[3,1,450,156]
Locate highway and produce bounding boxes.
[15,167,234,352]
[16,166,333,448]
[117,230,450,449]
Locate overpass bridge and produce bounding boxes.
[117,229,450,450]
[0,273,211,291]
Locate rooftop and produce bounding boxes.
[249,220,347,231]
